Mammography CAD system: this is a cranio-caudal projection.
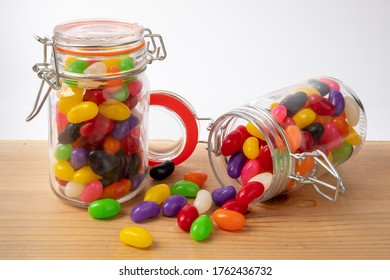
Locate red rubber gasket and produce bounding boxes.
[149,91,198,166]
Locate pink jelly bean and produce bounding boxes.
[221,129,245,156]
[320,123,343,150]
[319,77,340,91]
[271,105,287,124]
[308,94,336,116]
[80,180,104,202]
[258,145,273,172]
[240,159,262,185]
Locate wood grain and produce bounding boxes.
[0,140,389,260]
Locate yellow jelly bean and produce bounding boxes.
[64,56,77,67]
[53,160,75,181]
[246,122,265,141]
[58,86,84,114]
[102,58,121,69]
[73,166,102,184]
[292,108,316,129]
[297,87,321,96]
[120,226,153,248]
[346,126,360,146]
[99,100,131,121]
[144,184,170,205]
[269,102,279,110]
[67,101,99,123]
[243,136,260,159]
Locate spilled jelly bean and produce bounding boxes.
[162,195,187,217]
[177,204,199,231]
[88,198,121,219]
[184,170,208,187]
[237,181,265,205]
[193,190,213,214]
[227,151,247,179]
[212,185,237,207]
[149,160,175,181]
[144,184,170,205]
[67,101,99,124]
[120,226,153,248]
[79,180,103,203]
[190,215,213,241]
[221,199,248,215]
[130,201,160,223]
[248,172,273,191]
[170,180,200,198]
[212,209,246,231]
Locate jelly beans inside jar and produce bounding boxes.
[33,19,166,207]
[208,77,367,203]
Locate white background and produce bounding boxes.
[0,0,389,140]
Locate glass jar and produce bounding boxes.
[28,19,166,207]
[207,77,367,202]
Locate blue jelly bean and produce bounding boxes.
[111,114,140,140]
[162,195,187,217]
[130,201,160,222]
[227,151,247,179]
[211,185,237,207]
[328,90,345,116]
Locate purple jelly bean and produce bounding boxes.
[131,172,146,191]
[130,201,160,223]
[162,195,187,217]
[227,151,247,179]
[328,90,345,116]
[211,185,237,207]
[111,115,140,140]
[70,147,88,170]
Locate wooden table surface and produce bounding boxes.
[0,140,389,260]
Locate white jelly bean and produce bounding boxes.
[248,172,273,191]
[344,96,360,127]
[193,190,212,214]
[84,62,107,75]
[65,181,86,198]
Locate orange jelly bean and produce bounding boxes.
[101,179,131,199]
[212,208,246,231]
[184,170,208,187]
[331,117,350,138]
[103,135,121,154]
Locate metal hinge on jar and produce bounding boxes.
[144,28,167,63]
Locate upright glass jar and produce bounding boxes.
[208,77,367,202]
[29,19,166,207]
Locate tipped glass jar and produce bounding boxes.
[208,77,367,202]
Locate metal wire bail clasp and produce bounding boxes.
[290,150,346,202]
[144,28,167,64]
[26,35,61,122]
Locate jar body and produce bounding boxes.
[208,77,367,202]
[47,20,151,207]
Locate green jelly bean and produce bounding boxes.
[171,180,200,198]
[67,59,89,74]
[111,85,130,102]
[88,198,121,219]
[118,57,134,71]
[54,144,73,160]
[190,215,213,241]
[332,141,353,165]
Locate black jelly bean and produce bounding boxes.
[303,122,324,140]
[280,91,308,116]
[149,160,175,180]
[308,79,330,96]
[88,150,120,175]
[58,123,81,144]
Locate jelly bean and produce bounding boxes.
[102,58,120,69]
[190,215,213,241]
[88,150,120,176]
[240,159,261,185]
[111,115,140,140]
[258,145,273,172]
[346,126,360,146]
[83,88,107,104]
[53,160,75,181]
[149,160,175,181]
[307,94,336,116]
[84,61,107,75]
[227,151,247,179]
[303,122,324,140]
[122,134,142,155]
[110,85,130,102]
[131,173,145,191]
[292,108,316,129]
[58,86,84,114]
[193,190,213,214]
[56,107,68,133]
[331,141,353,164]
[64,181,85,198]
[67,59,89,74]
[170,180,200,198]
[280,91,308,116]
[271,104,287,124]
[318,77,340,91]
[221,129,245,156]
[282,116,296,128]
[73,166,102,184]
[298,87,321,96]
[162,195,187,217]
[80,114,114,138]
[64,56,76,67]
[307,79,330,96]
[320,123,343,150]
[103,136,121,154]
[126,79,143,96]
[246,122,265,140]
[295,156,315,177]
[88,198,121,219]
[221,199,248,214]
[248,172,273,191]
[102,179,131,199]
[124,94,139,110]
[328,90,345,116]
[237,181,265,205]
[177,204,199,231]
[298,131,315,152]
[344,96,360,127]
[54,144,73,161]
[286,125,302,153]
[99,100,131,121]
[80,134,106,150]
[212,209,246,231]
[79,180,103,203]
[67,101,99,124]
[70,147,88,170]
[144,183,170,205]
[58,123,81,144]
[183,170,208,187]
[118,56,134,71]
[211,185,237,207]
[119,226,153,248]
[331,116,350,138]
[236,125,251,138]
[243,136,260,159]
[130,201,160,223]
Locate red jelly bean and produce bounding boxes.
[298,131,315,152]
[126,79,143,96]
[236,125,251,139]
[83,88,107,104]
[221,129,245,156]
[221,199,248,215]
[258,145,273,172]
[237,181,265,205]
[308,94,336,116]
[319,77,340,91]
[177,204,199,232]
[320,123,343,150]
[80,114,114,137]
